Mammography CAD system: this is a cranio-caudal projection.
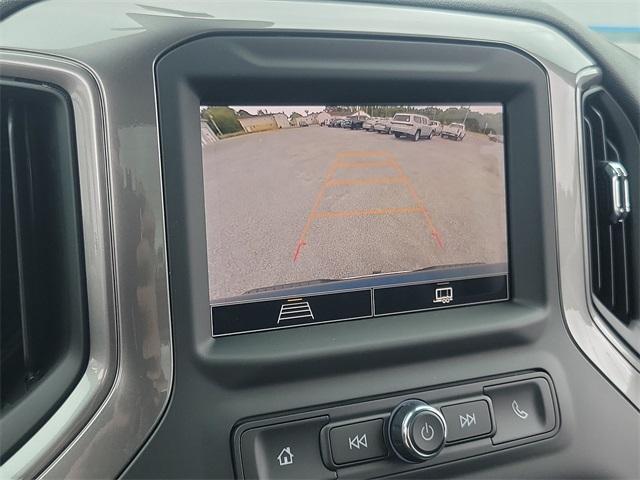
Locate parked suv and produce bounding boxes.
[390,113,435,141]
[442,122,466,141]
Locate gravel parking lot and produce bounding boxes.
[202,126,507,300]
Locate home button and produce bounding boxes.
[240,416,336,479]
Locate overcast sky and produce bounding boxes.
[228,104,503,115]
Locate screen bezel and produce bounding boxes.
[155,32,552,342]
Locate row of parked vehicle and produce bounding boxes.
[325,113,466,141]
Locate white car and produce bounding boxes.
[362,118,378,131]
[390,113,435,141]
[442,122,466,140]
[374,118,392,134]
[429,120,443,135]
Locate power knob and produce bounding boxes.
[388,399,447,463]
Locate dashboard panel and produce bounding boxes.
[0,1,638,479]
[145,31,637,479]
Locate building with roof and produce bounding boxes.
[200,120,218,145]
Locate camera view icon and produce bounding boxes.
[277,299,314,324]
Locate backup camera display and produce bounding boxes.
[201,105,508,335]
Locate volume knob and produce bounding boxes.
[388,399,447,463]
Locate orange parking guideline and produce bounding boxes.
[386,155,445,249]
[292,160,339,261]
[335,151,391,157]
[325,176,408,187]
[292,151,445,262]
[313,207,424,218]
[333,160,394,169]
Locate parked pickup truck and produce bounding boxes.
[441,122,466,141]
[348,114,369,130]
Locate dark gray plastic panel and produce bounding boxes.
[232,371,558,479]
[123,34,640,479]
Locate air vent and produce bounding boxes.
[582,87,639,350]
[0,80,87,461]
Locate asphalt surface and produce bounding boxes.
[202,126,507,301]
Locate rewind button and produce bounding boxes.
[329,419,387,465]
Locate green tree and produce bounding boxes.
[201,107,243,135]
[465,117,481,133]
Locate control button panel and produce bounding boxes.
[239,417,336,480]
[233,372,558,479]
[328,419,387,465]
[484,378,555,444]
[441,399,492,443]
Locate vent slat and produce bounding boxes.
[1,97,28,404]
[7,102,32,383]
[606,225,615,306]
[7,101,39,385]
[617,222,631,316]
[583,117,603,291]
[590,106,607,163]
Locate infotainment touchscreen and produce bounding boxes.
[201,105,508,336]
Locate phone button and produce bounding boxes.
[484,378,555,444]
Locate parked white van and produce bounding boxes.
[390,113,435,141]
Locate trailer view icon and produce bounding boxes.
[277,298,315,324]
[433,286,454,304]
